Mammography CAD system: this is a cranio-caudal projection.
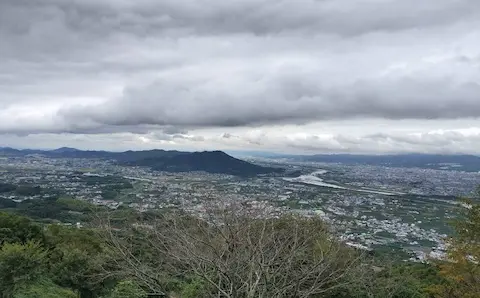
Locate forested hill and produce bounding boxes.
[0,147,283,177]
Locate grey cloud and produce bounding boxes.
[281,130,480,154]
[148,130,204,142]
[188,135,206,142]
[221,133,235,139]
[2,127,480,155]
[57,74,480,131]
[148,131,175,141]
[364,131,477,147]
[161,126,188,135]
[2,0,479,58]
[1,0,480,157]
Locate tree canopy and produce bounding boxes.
[2,186,480,297]
[434,187,480,298]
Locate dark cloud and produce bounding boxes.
[57,75,480,131]
[1,0,478,46]
[161,126,188,135]
[0,0,480,154]
[1,0,479,70]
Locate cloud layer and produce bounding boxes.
[1,0,480,153]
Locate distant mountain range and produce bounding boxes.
[274,153,480,172]
[0,147,282,177]
[2,147,479,173]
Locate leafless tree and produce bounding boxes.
[99,203,364,297]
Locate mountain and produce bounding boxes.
[279,153,480,172]
[0,147,58,155]
[0,147,282,176]
[0,147,18,154]
[127,151,282,176]
[50,147,82,153]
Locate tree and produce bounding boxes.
[0,212,44,245]
[106,280,147,298]
[15,185,41,196]
[0,241,48,297]
[45,225,113,297]
[435,187,480,298]
[102,204,363,297]
[13,279,77,298]
[0,183,16,193]
[330,261,441,298]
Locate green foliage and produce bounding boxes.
[107,207,144,226]
[101,189,119,200]
[0,211,113,298]
[401,263,445,292]
[0,183,44,198]
[0,212,44,245]
[356,262,441,298]
[44,225,113,297]
[4,196,477,298]
[56,197,95,212]
[179,278,207,298]
[14,185,41,196]
[0,183,16,193]
[105,280,147,298]
[1,197,98,223]
[0,241,48,297]
[13,279,77,298]
[0,197,17,208]
[12,198,66,220]
[435,191,480,298]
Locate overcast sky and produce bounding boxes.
[1,0,480,154]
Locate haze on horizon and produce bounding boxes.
[1,0,480,155]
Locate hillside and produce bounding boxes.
[127,150,282,176]
[0,147,282,177]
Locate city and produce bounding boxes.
[1,153,478,262]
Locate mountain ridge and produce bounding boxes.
[0,147,282,177]
[271,153,480,172]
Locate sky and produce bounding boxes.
[1,0,480,154]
